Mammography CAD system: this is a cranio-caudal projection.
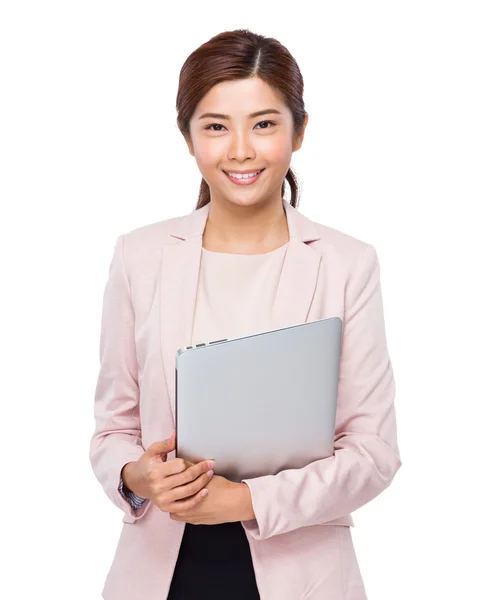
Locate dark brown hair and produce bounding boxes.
[176,29,307,210]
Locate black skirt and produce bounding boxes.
[167,521,260,599]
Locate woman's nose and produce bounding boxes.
[227,133,256,162]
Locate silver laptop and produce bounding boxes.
[175,317,342,483]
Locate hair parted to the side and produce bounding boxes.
[176,29,306,210]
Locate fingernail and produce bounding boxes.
[207,460,216,469]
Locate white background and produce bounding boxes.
[1,1,477,598]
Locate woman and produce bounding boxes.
[89,29,402,600]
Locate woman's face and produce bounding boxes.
[186,76,307,209]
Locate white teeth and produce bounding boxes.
[227,170,261,179]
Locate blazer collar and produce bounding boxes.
[168,197,321,244]
[160,198,323,421]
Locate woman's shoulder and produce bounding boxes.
[119,211,189,265]
[125,213,186,243]
[307,217,374,270]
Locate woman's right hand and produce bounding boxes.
[121,430,216,514]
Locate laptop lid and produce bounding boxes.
[175,317,342,482]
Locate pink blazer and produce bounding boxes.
[90,198,402,600]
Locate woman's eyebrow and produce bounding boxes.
[198,108,282,120]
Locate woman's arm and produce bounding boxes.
[241,244,402,540]
[89,235,150,521]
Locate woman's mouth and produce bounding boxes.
[223,168,265,185]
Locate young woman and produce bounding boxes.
[90,29,402,600]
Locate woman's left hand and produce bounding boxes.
[169,473,246,525]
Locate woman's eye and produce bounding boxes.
[255,120,275,129]
[205,120,276,131]
[205,123,225,131]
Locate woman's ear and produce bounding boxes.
[184,133,195,157]
[293,112,308,152]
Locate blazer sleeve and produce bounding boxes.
[241,243,402,540]
[118,476,148,509]
[89,234,150,521]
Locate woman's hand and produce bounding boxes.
[169,473,244,525]
[122,430,216,514]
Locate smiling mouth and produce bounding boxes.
[223,168,266,184]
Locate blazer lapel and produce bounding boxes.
[160,198,323,422]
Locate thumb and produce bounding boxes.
[147,430,176,457]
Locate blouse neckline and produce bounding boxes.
[201,241,289,257]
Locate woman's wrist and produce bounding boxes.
[121,461,147,498]
[237,482,255,521]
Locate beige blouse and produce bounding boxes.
[191,241,289,345]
